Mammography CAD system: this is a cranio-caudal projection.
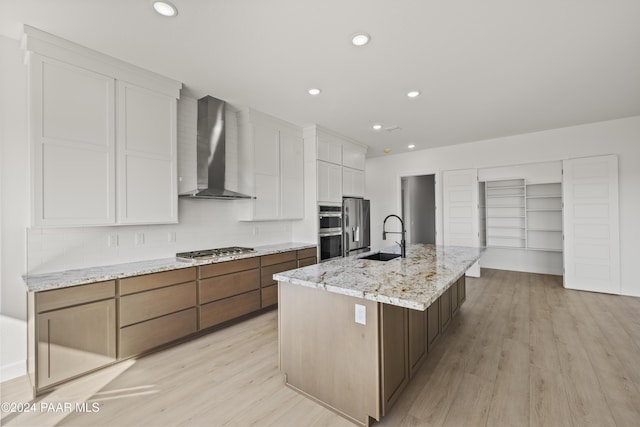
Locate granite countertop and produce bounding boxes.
[24,242,316,292]
[274,244,483,311]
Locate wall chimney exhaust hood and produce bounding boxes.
[183,96,253,200]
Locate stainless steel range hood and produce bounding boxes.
[185,96,253,200]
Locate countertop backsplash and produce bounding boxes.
[26,198,299,275]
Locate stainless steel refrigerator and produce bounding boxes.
[342,197,371,256]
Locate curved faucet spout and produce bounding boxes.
[382,214,407,257]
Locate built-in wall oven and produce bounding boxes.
[318,205,343,261]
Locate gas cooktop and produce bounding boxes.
[176,246,256,261]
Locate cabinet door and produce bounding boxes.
[37,300,116,388]
[563,155,620,294]
[443,168,480,276]
[252,122,280,219]
[317,161,342,203]
[30,55,116,226]
[117,82,177,224]
[280,131,304,219]
[343,167,365,198]
[317,133,342,164]
[408,308,427,377]
[343,143,366,170]
[381,304,409,414]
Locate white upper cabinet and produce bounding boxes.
[317,161,342,203]
[176,95,198,195]
[23,25,181,227]
[280,131,305,219]
[342,143,366,171]
[30,55,116,226]
[238,109,304,220]
[116,82,177,224]
[317,132,342,165]
[342,167,365,198]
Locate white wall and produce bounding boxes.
[1,35,29,382]
[366,116,640,297]
[0,35,303,382]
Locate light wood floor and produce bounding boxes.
[2,269,640,426]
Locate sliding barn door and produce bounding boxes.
[563,155,620,294]
[443,169,480,277]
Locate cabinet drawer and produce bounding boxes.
[261,260,297,287]
[297,247,317,260]
[37,281,115,313]
[261,251,296,267]
[119,308,197,359]
[261,285,278,308]
[119,268,196,296]
[37,299,116,388]
[199,257,260,279]
[199,290,261,330]
[298,256,317,268]
[199,269,260,304]
[120,281,197,327]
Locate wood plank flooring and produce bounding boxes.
[2,268,640,426]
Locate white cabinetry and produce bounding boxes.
[317,161,342,203]
[238,110,304,220]
[117,82,177,224]
[29,55,116,226]
[342,167,365,198]
[312,127,367,203]
[342,144,366,171]
[24,25,181,227]
[317,133,342,164]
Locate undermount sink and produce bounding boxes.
[359,252,401,261]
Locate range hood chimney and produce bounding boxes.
[186,96,253,199]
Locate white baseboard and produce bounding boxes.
[0,314,27,383]
[1,360,26,383]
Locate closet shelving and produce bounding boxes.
[483,179,563,252]
[525,182,563,251]
[485,179,526,249]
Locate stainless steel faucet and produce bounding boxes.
[382,214,407,258]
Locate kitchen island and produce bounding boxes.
[274,244,483,427]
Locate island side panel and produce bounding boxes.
[278,281,381,425]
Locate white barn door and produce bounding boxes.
[443,169,480,277]
[563,155,620,294]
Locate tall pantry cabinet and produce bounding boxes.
[23,25,182,227]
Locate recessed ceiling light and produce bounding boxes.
[408,144,415,149]
[351,33,371,46]
[308,88,321,96]
[372,124,382,131]
[153,1,178,17]
[407,90,421,98]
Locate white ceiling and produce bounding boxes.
[2,0,639,157]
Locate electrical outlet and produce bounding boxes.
[355,304,366,325]
[135,232,145,246]
[107,234,119,247]
[167,231,176,243]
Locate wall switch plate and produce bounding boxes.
[135,232,145,246]
[355,304,366,325]
[107,234,119,247]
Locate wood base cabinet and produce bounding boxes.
[280,274,467,426]
[28,247,316,395]
[29,281,117,393]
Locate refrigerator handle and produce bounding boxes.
[355,226,360,242]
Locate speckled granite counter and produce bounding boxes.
[24,242,316,292]
[274,244,483,311]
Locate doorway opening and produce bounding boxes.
[401,174,436,244]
